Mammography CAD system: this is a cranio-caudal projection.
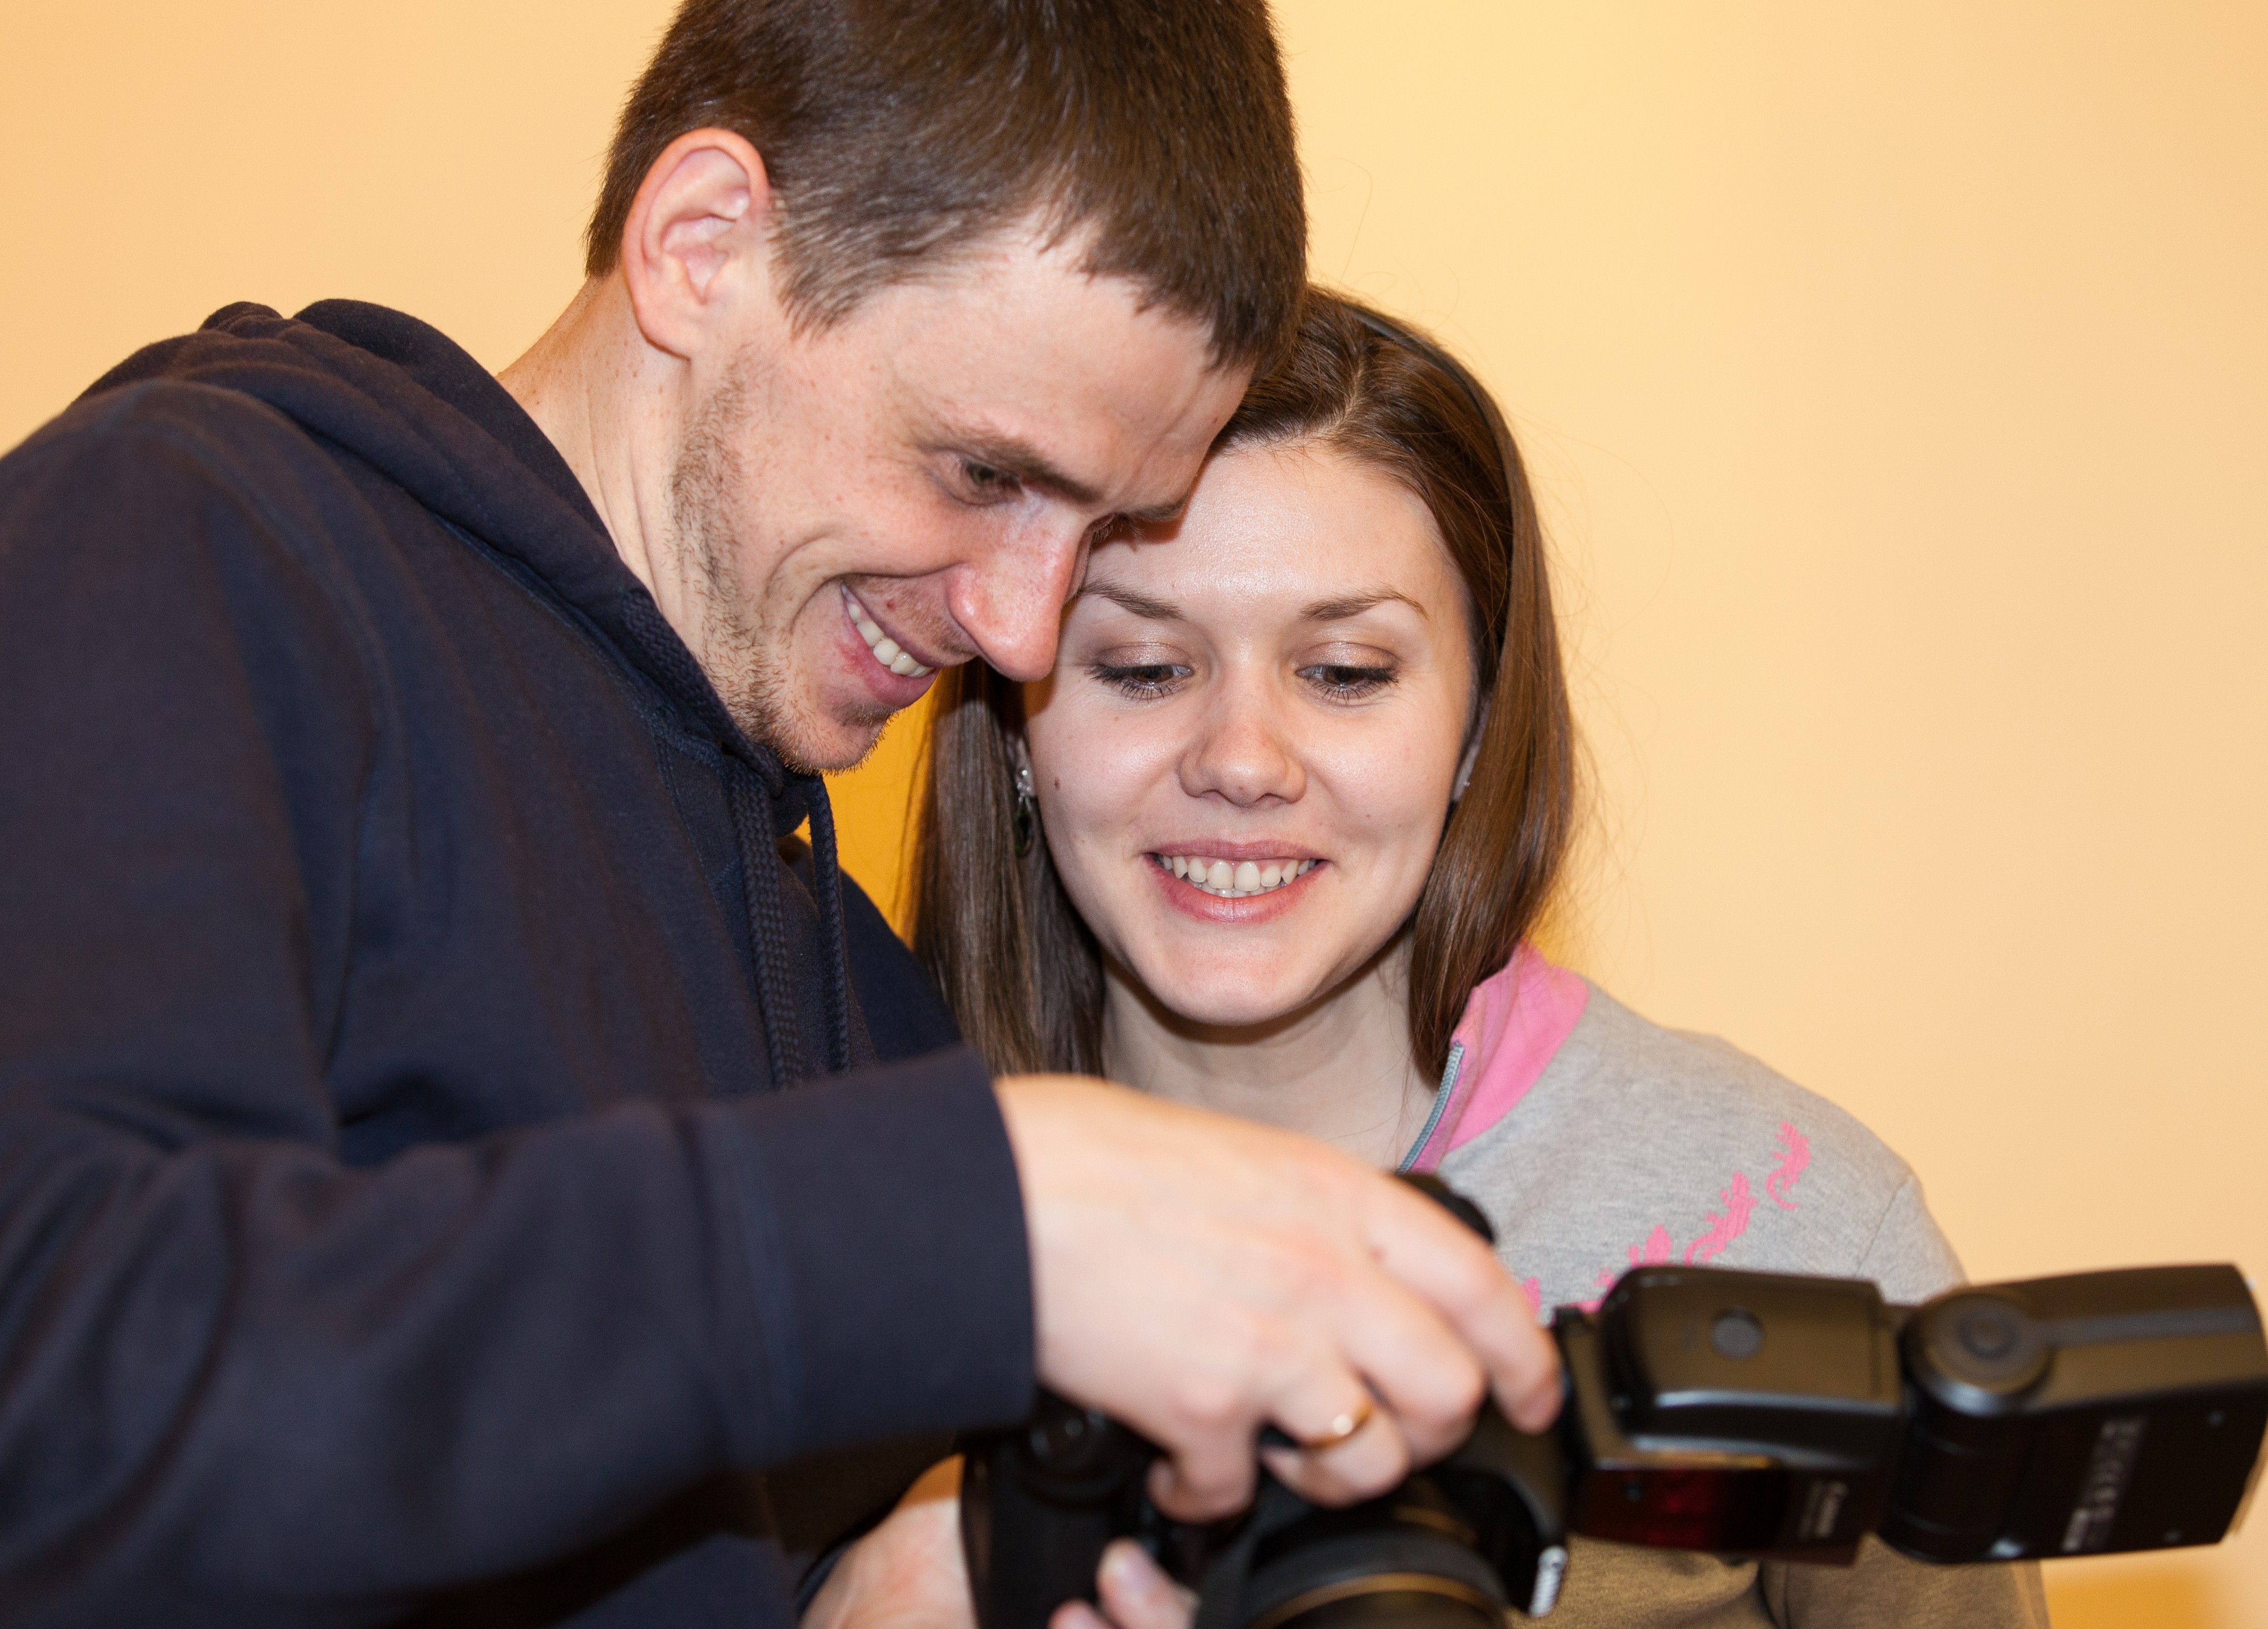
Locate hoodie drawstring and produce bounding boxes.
[726,772,809,1089]
[619,590,853,1090]
[723,763,854,1088]
[798,775,855,1076]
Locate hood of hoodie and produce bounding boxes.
[84,298,792,799]
[82,299,861,1082]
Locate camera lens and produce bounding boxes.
[1247,1584,1501,1629]
[1236,1480,1509,1629]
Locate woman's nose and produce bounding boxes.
[1179,689,1305,807]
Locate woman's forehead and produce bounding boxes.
[1084,439,1455,613]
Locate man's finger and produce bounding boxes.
[1287,1263,1490,1465]
[1145,1431,1259,1523]
[1256,1399,1413,1507]
[1359,1178,1561,1430]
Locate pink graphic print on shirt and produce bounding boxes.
[1631,1227,1674,1268]
[1767,1122,1810,1211]
[1683,1173,1755,1265]
[1580,1124,1807,1305]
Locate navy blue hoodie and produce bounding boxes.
[0,302,1034,1625]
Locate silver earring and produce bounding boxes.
[1012,765,1038,857]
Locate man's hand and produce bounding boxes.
[994,1076,1559,1522]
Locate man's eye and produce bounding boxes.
[1090,662,1190,699]
[959,459,1021,499]
[1299,663,1397,700]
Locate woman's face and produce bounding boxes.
[1022,438,1479,1030]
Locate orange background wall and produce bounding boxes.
[3,5,2261,1622]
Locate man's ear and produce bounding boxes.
[618,128,777,360]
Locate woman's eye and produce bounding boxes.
[1089,662,1191,699]
[1299,663,1398,700]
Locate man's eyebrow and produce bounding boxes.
[1079,583,1184,621]
[1302,589,1428,621]
[951,431,1187,525]
[954,433,1104,506]
[1120,495,1191,527]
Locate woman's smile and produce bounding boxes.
[1161,854,1314,898]
[1149,843,1323,898]
[1146,851,1326,926]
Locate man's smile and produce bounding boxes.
[841,584,938,678]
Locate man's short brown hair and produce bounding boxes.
[587,0,1305,366]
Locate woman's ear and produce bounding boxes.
[1452,701,1490,803]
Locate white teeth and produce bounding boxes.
[1156,854,1318,898]
[844,593,933,678]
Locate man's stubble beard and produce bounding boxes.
[667,351,892,774]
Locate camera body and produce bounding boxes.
[963,1259,2267,1629]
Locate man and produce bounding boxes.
[0,2,1557,1623]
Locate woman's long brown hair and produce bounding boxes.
[912,290,1576,1080]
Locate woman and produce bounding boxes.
[905,291,2050,1627]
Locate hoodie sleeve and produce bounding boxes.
[0,392,1033,1622]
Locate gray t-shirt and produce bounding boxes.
[1435,980,2052,1628]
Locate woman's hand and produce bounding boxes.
[1053,1542,1196,1629]
[801,1461,1196,1629]
[800,1460,970,1629]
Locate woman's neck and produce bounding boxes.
[1099,941,1440,1170]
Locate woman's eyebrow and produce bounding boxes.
[1302,589,1426,622]
[1079,583,1183,621]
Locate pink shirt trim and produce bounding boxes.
[1401,943,1589,1175]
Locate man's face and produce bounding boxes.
[667,230,1250,772]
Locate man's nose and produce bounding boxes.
[946,523,1088,682]
[1182,685,1304,808]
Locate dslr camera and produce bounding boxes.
[962,1185,2266,1629]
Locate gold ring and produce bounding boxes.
[1294,1395,1375,1452]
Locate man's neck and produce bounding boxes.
[1099,943,1440,1170]
[497,277,681,608]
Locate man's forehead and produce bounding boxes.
[857,233,1246,459]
